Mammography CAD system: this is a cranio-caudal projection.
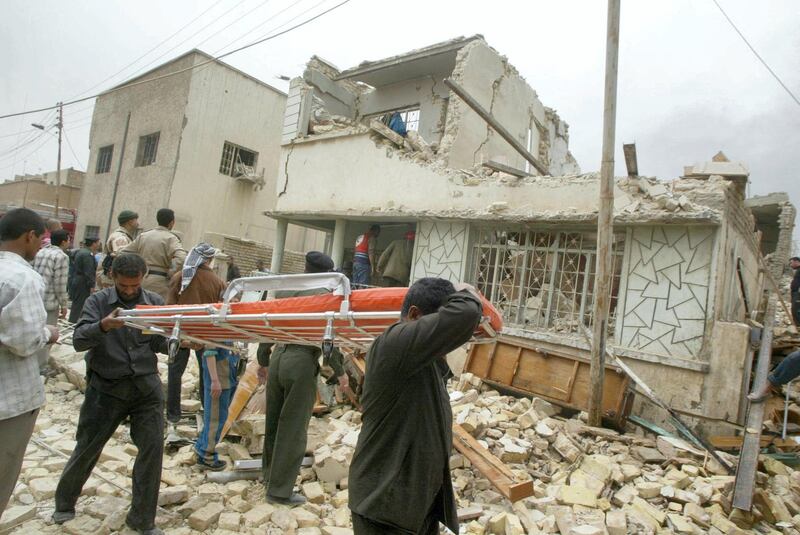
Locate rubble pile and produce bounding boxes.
[5,350,800,534]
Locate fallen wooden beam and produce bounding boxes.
[733,298,777,511]
[452,424,534,502]
[369,119,405,147]
[444,78,549,176]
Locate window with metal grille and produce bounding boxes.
[398,108,420,132]
[84,225,100,240]
[218,141,258,178]
[96,145,113,174]
[136,132,160,167]
[468,227,625,336]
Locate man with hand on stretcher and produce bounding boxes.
[348,278,483,534]
[257,251,350,506]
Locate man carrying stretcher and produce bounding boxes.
[257,251,350,506]
[348,278,483,534]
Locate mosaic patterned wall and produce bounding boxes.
[619,226,714,358]
[411,221,468,283]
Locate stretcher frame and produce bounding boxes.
[118,274,498,354]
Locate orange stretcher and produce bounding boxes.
[119,273,503,354]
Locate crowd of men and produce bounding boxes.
[0,205,490,534]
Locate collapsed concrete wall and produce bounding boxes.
[280,37,580,177]
[440,40,580,175]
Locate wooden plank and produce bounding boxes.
[466,338,631,426]
[452,424,534,503]
[564,361,580,404]
[369,119,404,146]
[733,298,776,510]
[710,435,797,450]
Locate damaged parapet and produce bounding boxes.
[280,35,580,178]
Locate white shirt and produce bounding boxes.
[0,251,49,419]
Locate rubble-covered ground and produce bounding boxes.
[3,344,800,535]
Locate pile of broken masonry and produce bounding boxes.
[3,344,800,535]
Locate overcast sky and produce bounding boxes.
[1,0,798,213]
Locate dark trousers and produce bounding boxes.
[352,262,370,288]
[167,348,204,423]
[68,286,91,323]
[0,409,38,514]
[770,349,800,386]
[792,291,800,326]
[352,498,444,535]
[262,350,318,498]
[55,384,164,530]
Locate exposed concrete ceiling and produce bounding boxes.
[335,35,482,88]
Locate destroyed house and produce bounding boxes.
[267,37,795,432]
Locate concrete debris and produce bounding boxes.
[8,347,800,535]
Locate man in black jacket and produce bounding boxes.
[67,237,99,323]
[349,278,482,534]
[791,256,800,326]
[53,254,168,535]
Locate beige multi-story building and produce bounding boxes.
[76,49,323,264]
[0,167,84,228]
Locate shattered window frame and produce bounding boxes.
[468,226,625,336]
[219,141,259,178]
[96,144,113,174]
[135,132,160,167]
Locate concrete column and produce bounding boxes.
[331,219,347,269]
[270,218,288,274]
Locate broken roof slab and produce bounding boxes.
[270,132,721,226]
[335,35,483,87]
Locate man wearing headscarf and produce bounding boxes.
[257,251,349,506]
[165,243,226,442]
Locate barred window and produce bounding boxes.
[219,141,258,178]
[96,145,113,174]
[468,227,625,335]
[136,132,160,167]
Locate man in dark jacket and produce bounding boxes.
[68,237,100,323]
[53,254,168,535]
[258,251,349,506]
[349,278,482,534]
[791,256,800,326]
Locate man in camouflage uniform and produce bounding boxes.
[121,208,186,300]
[99,210,139,289]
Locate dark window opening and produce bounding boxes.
[136,132,160,167]
[96,145,113,174]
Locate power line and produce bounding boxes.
[0,0,352,121]
[211,0,308,55]
[194,0,275,50]
[63,130,85,171]
[218,0,325,56]
[112,0,250,83]
[63,0,222,102]
[711,0,800,108]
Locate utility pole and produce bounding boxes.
[54,102,63,219]
[588,0,621,427]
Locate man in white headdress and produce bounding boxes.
[164,243,226,442]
